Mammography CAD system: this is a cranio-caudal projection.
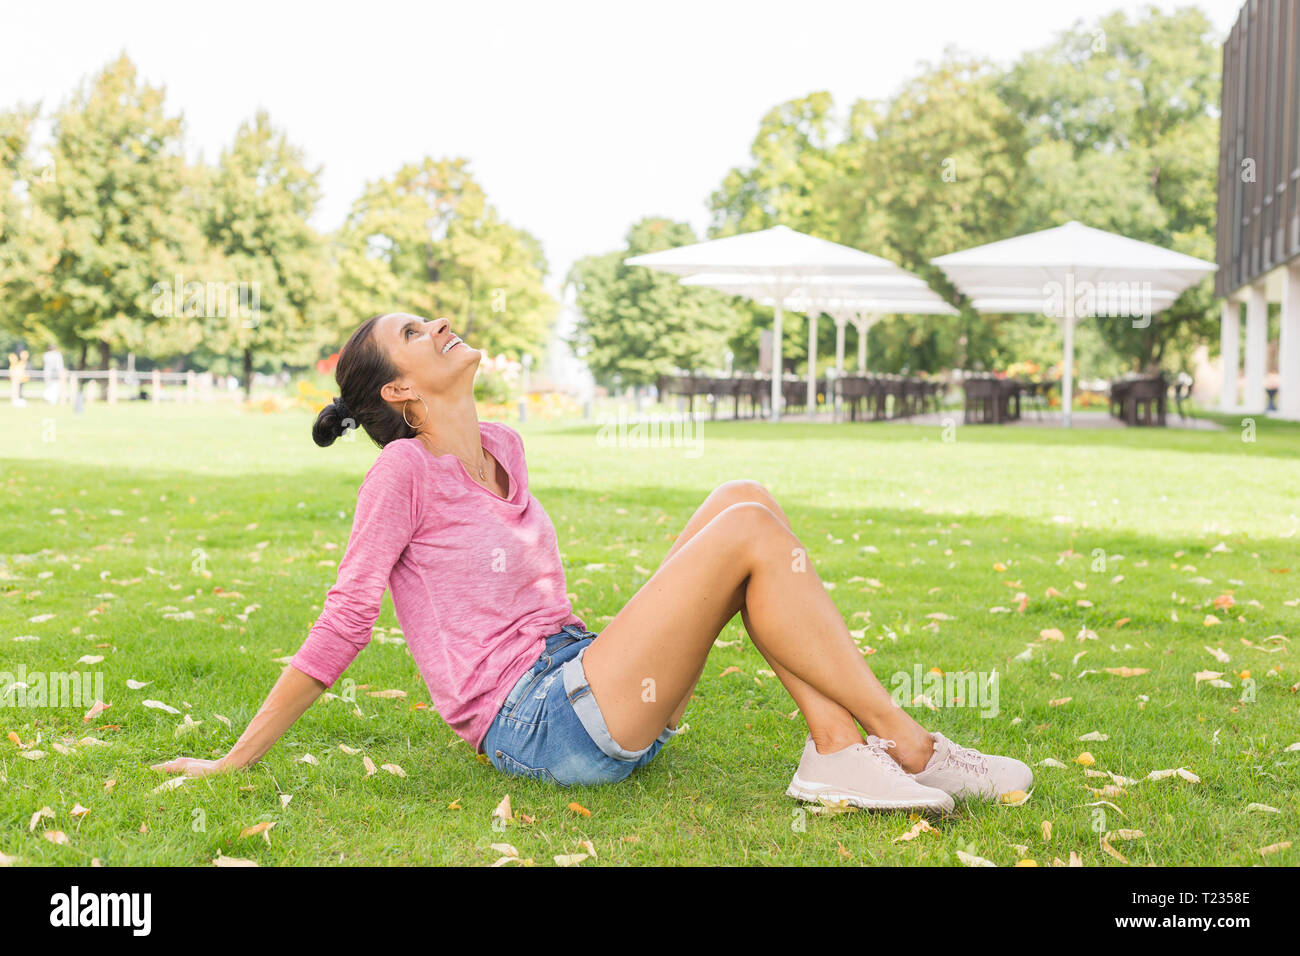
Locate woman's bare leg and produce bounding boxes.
[657,482,863,753]
[583,497,937,770]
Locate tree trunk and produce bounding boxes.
[77,342,88,371]
[1143,326,1162,374]
[99,341,111,370]
[425,241,439,285]
[463,297,476,339]
[243,348,253,401]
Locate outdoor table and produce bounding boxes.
[1109,373,1168,426]
[962,376,1021,424]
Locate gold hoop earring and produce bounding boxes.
[402,396,429,430]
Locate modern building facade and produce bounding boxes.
[1216,0,1300,418]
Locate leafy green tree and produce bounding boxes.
[706,62,1028,374]
[999,6,1221,372]
[0,106,58,343]
[709,93,842,236]
[334,157,552,363]
[567,218,745,387]
[859,54,1029,370]
[706,93,857,373]
[706,15,1221,378]
[16,54,207,369]
[200,110,333,398]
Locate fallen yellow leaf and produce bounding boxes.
[1100,834,1129,864]
[239,821,276,845]
[493,794,513,824]
[893,818,938,842]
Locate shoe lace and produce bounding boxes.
[860,735,911,779]
[936,736,989,776]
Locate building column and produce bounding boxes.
[856,316,873,372]
[1243,282,1269,413]
[1280,263,1300,420]
[1220,298,1240,411]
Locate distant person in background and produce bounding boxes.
[8,349,29,407]
[43,346,65,405]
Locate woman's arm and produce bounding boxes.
[151,665,327,777]
[152,444,420,778]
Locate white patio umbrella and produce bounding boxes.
[681,274,957,412]
[625,225,917,421]
[931,220,1216,427]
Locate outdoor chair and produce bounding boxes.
[902,378,926,418]
[710,377,742,420]
[838,375,867,421]
[963,375,1020,424]
[962,376,997,423]
[1109,377,1135,419]
[997,378,1022,422]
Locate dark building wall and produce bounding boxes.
[1217,0,1300,297]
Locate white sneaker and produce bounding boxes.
[786,734,955,814]
[911,731,1033,801]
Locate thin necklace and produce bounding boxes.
[416,432,487,480]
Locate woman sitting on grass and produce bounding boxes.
[153,312,1030,813]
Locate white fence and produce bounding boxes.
[0,368,228,405]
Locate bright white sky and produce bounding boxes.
[2,0,1246,300]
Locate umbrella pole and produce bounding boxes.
[1062,276,1075,428]
[834,317,846,423]
[806,311,818,419]
[772,301,783,422]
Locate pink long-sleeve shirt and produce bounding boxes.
[290,420,584,753]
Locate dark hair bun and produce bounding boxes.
[312,400,353,447]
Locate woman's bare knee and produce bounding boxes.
[714,480,790,529]
[711,479,765,507]
[711,501,791,564]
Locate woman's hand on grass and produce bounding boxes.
[150,755,233,777]
[148,667,328,779]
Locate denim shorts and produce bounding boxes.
[483,624,680,786]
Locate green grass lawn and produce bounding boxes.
[2,401,1299,866]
